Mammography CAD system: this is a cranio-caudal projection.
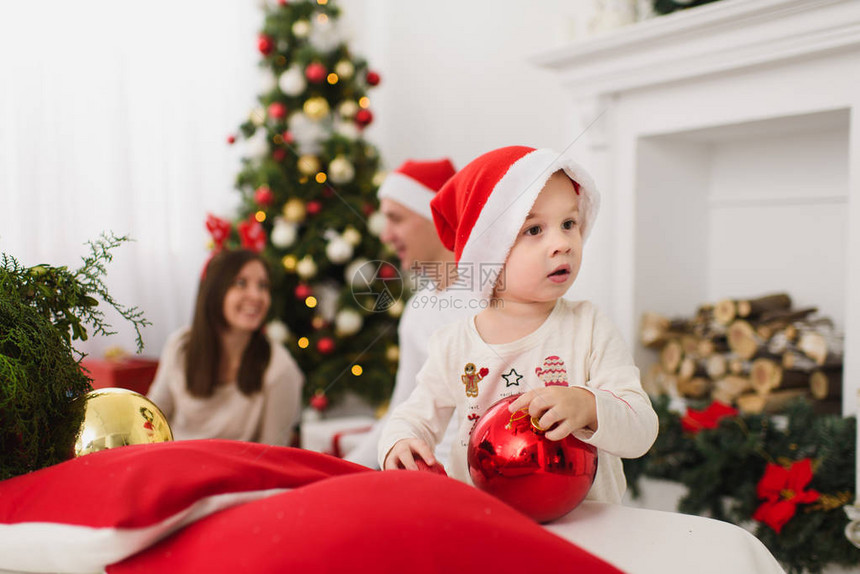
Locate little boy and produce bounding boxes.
[378,146,658,504]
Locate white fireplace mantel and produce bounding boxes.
[533,0,860,415]
[533,0,860,100]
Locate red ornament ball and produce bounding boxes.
[268,102,287,120]
[227,135,236,145]
[305,200,322,215]
[365,70,381,86]
[354,108,374,128]
[305,62,327,84]
[272,148,286,163]
[258,34,274,56]
[294,283,312,299]
[467,394,598,523]
[310,391,329,412]
[254,185,274,206]
[316,337,335,354]
[282,131,295,145]
[378,262,398,279]
[361,203,375,216]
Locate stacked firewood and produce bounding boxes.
[641,293,844,415]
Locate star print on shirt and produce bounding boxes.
[502,368,523,387]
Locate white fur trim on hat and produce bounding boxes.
[377,172,436,221]
[459,149,600,301]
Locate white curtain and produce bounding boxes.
[0,1,262,358]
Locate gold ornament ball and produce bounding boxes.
[282,254,298,272]
[387,299,405,318]
[283,198,307,222]
[297,155,321,176]
[334,60,355,80]
[73,388,173,457]
[372,170,388,188]
[303,97,330,121]
[311,316,326,330]
[386,344,400,363]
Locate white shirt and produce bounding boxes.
[147,328,304,446]
[379,299,658,503]
[345,280,481,467]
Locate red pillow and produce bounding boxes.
[108,470,622,574]
[0,440,366,573]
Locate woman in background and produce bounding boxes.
[148,249,304,446]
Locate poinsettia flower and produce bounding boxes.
[753,458,820,534]
[238,215,266,253]
[680,401,738,433]
[205,214,232,250]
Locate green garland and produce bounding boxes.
[0,234,149,479]
[624,395,858,574]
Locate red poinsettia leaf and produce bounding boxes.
[795,489,820,504]
[756,463,788,499]
[753,499,797,534]
[705,401,739,419]
[786,458,814,492]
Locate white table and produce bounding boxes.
[546,501,785,574]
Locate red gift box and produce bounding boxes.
[80,357,159,396]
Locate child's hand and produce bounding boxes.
[383,438,436,470]
[508,387,597,441]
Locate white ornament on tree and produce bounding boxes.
[266,319,290,344]
[278,66,307,96]
[270,218,298,248]
[309,15,341,54]
[246,130,270,159]
[345,258,370,288]
[328,156,355,184]
[260,69,277,93]
[292,20,311,39]
[296,256,318,279]
[326,236,354,264]
[342,226,361,246]
[315,281,340,322]
[367,210,387,237]
[335,309,363,337]
[334,60,354,80]
[249,107,267,127]
[289,112,327,156]
[338,100,358,119]
[333,120,359,142]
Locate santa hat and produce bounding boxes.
[430,146,600,301]
[377,158,457,221]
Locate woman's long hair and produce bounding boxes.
[184,249,272,398]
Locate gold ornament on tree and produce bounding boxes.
[73,388,172,457]
[281,254,298,272]
[297,155,321,176]
[283,198,307,222]
[303,97,330,121]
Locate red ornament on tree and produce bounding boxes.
[272,148,286,163]
[467,394,598,523]
[258,34,274,56]
[317,337,335,354]
[310,390,329,412]
[282,131,295,145]
[305,62,327,84]
[354,109,374,128]
[361,203,375,216]
[378,262,398,279]
[306,200,322,215]
[365,70,381,86]
[294,283,313,299]
[254,185,274,206]
[267,102,287,121]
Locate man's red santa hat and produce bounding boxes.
[377,158,457,221]
[430,146,600,301]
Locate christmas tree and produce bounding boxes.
[212,0,402,411]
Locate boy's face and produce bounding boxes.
[379,198,444,273]
[496,172,582,304]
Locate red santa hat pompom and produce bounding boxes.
[377,158,457,221]
[430,146,600,301]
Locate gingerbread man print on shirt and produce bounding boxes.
[535,355,569,387]
[461,362,489,397]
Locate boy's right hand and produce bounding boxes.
[383,438,435,470]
